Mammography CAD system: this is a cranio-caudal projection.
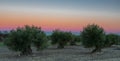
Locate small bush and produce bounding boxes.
[51,30,73,48]
[70,35,81,45]
[104,34,119,47]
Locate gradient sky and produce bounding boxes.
[0,0,120,33]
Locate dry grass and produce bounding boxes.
[0,45,120,61]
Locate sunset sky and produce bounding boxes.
[0,0,120,34]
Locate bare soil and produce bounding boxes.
[0,45,120,61]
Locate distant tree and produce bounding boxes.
[0,31,2,41]
[46,35,51,41]
[81,24,105,53]
[4,25,48,55]
[104,34,119,47]
[32,31,48,51]
[0,31,8,42]
[70,35,81,45]
[51,30,73,48]
[118,35,120,45]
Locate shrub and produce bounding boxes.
[70,35,81,45]
[81,24,105,53]
[118,36,120,45]
[51,30,73,48]
[104,34,119,47]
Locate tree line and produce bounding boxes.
[0,24,120,55]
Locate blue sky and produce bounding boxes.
[1,0,119,11]
[0,0,119,17]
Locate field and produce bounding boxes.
[0,45,120,61]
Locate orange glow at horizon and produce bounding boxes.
[0,11,120,33]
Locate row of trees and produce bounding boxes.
[1,24,120,55]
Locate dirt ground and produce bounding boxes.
[0,45,120,61]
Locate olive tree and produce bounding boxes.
[104,34,119,47]
[51,30,73,48]
[81,24,105,53]
[118,35,120,45]
[70,35,81,45]
[4,25,48,55]
[0,31,2,41]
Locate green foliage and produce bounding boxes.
[0,31,4,41]
[0,42,4,47]
[32,31,48,51]
[51,30,73,48]
[118,36,120,45]
[0,31,8,42]
[104,34,119,47]
[4,25,48,55]
[0,31,2,41]
[81,24,105,53]
[74,35,81,42]
[70,35,81,45]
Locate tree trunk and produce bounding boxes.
[70,41,76,46]
[36,45,40,51]
[57,42,64,49]
[20,46,32,56]
[91,46,101,53]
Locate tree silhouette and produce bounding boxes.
[81,24,105,53]
[70,35,81,45]
[51,30,73,48]
[104,34,119,47]
[4,25,48,55]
